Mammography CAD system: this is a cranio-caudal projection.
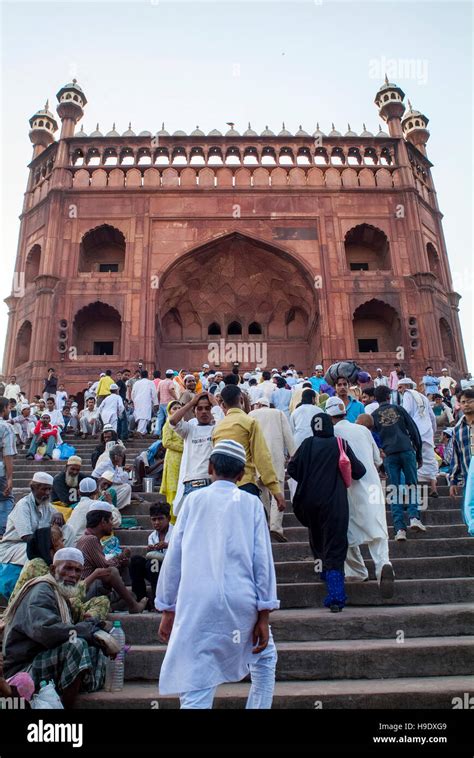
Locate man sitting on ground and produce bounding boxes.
[76,504,147,614]
[51,456,86,520]
[64,478,122,545]
[2,547,113,708]
[26,413,59,460]
[91,445,132,510]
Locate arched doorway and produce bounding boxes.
[353,299,401,353]
[156,233,319,371]
[15,321,32,366]
[72,302,122,355]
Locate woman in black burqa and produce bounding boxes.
[287,412,366,611]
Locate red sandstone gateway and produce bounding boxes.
[3,77,467,395]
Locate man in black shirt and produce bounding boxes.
[372,386,425,541]
[43,368,58,401]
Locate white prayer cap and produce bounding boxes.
[20,404,31,410]
[273,374,282,379]
[100,373,106,377]
[71,402,78,407]
[376,367,382,371]
[315,364,323,370]
[79,477,98,494]
[184,374,195,382]
[285,370,293,376]
[31,472,54,485]
[441,368,448,372]
[243,372,251,380]
[53,548,84,566]
[398,378,415,386]
[211,439,247,465]
[271,368,278,372]
[202,363,209,369]
[165,369,174,376]
[102,424,115,432]
[257,398,270,407]
[89,501,114,513]
[41,412,51,418]
[442,428,454,437]
[325,397,347,417]
[109,383,119,390]
[99,470,115,484]
[215,371,223,376]
[208,372,216,378]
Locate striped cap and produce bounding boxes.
[211,439,247,465]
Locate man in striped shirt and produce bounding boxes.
[76,502,147,614]
[449,389,474,497]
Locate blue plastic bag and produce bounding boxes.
[462,458,474,536]
[58,442,76,460]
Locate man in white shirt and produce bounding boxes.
[98,385,124,433]
[258,371,276,401]
[398,377,438,497]
[131,370,158,435]
[373,368,389,388]
[91,445,132,509]
[249,398,295,542]
[45,397,65,433]
[361,386,379,415]
[439,368,456,394]
[79,397,101,438]
[63,476,121,545]
[4,376,22,402]
[170,392,224,516]
[55,384,68,412]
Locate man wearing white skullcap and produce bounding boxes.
[62,477,121,546]
[131,369,158,436]
[98,379,125,434]
[0,470,63,572]
[157,438,279,709]
[3,537,112,706]
[51,456,86,519]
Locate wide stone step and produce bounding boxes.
[274,556,474,582]
[75,675,474,709]
[283,524,469,541]
[119,636,474,682]
[272,538,474,561]
[111,604,474,644]
[277,577,474,607]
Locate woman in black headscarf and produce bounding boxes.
[287,413,366,612]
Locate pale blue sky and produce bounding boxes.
[1,0,472,369]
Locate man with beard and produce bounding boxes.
[51,456,86,520]
[0,473,65,599]
[1,547,113,708]
[91,424,125,469]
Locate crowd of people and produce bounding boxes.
[0,359,472,709]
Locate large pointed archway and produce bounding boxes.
[156,232,320,371]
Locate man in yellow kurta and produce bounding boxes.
[96,370,114,407]
[212,385,286,513]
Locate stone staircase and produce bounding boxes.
[10,435,474,709]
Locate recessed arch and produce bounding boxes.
[78,224,126,273]
[208,321,221,335]
[15,320,32,366]
[353,299,401,352]
[25,244,41,285]
[72,301,122,355]
[439,317,456,362]
[345,224,391,271]
[227,320,242,335]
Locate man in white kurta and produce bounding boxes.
[98,386,124,433]
[131,372,158,435]
[398,378,438,495]
[249,399,296,541]
[326,398,394,598]
[156,439,279,709]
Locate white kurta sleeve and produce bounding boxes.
[155,508,187,611]
[281,411,296,457]
[252,503,280,611]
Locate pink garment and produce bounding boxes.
[157,378,175,404]
[389,370,399,390]
[153,378,161,391]
[7,672,35,701]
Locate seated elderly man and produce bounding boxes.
[79,397,101,439]
[0,472,65,600]
[51,455,86,521]
[1,547,112,708]
[91,444,132,509]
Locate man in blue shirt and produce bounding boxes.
[334,377,364,423]
[309,365,326,393]
[421,367,440,397]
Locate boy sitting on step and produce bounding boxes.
[129,503,173,609]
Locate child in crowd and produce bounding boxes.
[129,503,172,608]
